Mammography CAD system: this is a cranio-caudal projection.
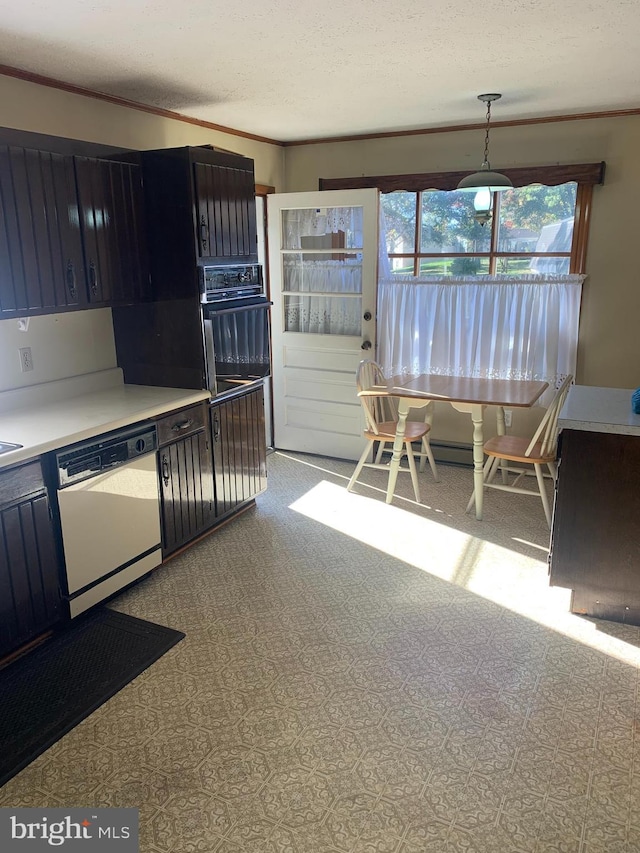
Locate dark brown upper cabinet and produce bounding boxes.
[0,147,149,317]
[73,156,150,307]
[193,159,257,261]
[0,146,86,315]
[141,146,258,301]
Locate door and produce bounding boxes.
[267,188,379,460]
[193,158,258,262]
[57,453,161,595]
[211,386,267,517]
[0,462,63,656]
[74,156,149,306]
[0,147,85,315]
[159,431,215,556]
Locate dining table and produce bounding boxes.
[380,374,549,519]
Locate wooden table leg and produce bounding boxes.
[495,406,509,484]
[470,404,485,520]
[386,400,409,503]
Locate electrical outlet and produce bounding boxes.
[504,408,512,428]
[19,346,33,372]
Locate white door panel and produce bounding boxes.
[268,188,378,461]
[282,341,364,372]
[285,376,361,405]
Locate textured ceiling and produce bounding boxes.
[0,0,638,142]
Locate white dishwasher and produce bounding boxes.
[56,424,162,617]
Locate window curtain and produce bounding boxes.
[377,275,583,406]
[377,206,584,406]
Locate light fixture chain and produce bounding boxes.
[483,100,492,166]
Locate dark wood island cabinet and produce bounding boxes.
[549,386,640,625]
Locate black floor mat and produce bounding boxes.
[0,607,185,787]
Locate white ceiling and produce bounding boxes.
[0,0,638,142]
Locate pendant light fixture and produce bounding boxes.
[457,93,512,225]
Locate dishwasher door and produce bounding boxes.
[58,453,161,616]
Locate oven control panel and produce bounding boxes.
[199,264,263,302]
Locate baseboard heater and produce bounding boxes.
[378,440,473,468]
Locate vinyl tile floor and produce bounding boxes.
[2,451,640,853]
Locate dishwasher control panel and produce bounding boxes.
[56,424,157,488]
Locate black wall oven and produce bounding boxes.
[200,264,271,397]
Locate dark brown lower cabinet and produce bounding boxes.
[158,404,215,556]
[210,385,267,518]
[0,460,63,658]
[549,428,640,624]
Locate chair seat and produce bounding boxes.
[364,421,430,442]
[484,434,554,465]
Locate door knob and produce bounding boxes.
[363,311,372,321]
[361,340,372,350]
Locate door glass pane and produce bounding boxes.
[284,295,361,335]
[497,184,577,253]
[421,190,492,254]
[281,207,363,250]
[284,253,362,293]
[280,206,364,336]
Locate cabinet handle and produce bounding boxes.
[200,216,208,253]
[162,454,170,486]
[89,260,98,297]
[171,418,193,432]
[212,413,220,441]
[66,259,77,299]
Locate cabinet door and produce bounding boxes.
[0,464,63,657]
[549,429,640,620]
[0,147,85,315]
[211,386,267,517]
[159,431,215,556]
[74,156,150,306]
[194,161,257,262]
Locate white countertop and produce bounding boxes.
[559,384,640,436]
[0,369,210,468]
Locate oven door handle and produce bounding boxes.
[205,300,272,317]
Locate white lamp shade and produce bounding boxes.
[457,169,513,192]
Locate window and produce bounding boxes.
[382,184,578,277]
[319,162,604,277]
[319,163,604,391]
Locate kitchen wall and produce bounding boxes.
[0,309,117,393]
[0,74,285,190]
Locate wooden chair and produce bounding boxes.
[466,375,573,527]
[347,360,438,502]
